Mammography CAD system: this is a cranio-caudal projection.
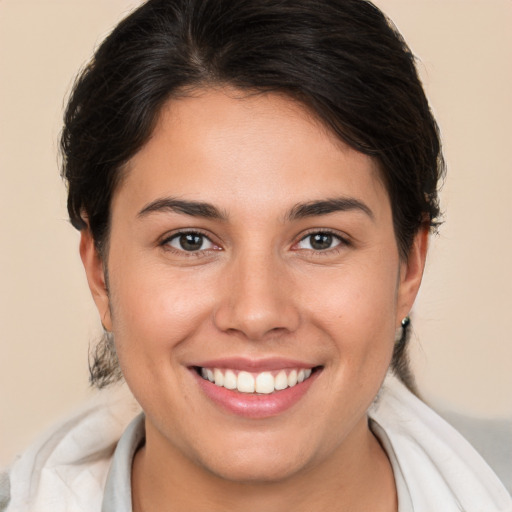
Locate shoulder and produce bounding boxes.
[1,386,140,512]
[369,373,512,512]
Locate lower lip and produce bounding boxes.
[192,369,320,419]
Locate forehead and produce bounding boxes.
[114,87,389,220]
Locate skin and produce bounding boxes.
[81,88,428,511]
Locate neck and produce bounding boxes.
[132,416,397,512]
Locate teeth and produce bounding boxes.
[214,368,224,387]
[202,367,215,382]
[237,371,255,393]
[255,372,274,394]
[223,369,237,390]
[274,370,288,391]
[199,366,315,394]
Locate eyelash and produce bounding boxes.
[159,229,349,257]
[160,230,220,257]
[293,229,350,255]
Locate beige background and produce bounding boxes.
[1,0,511,466]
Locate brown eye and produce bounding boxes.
[297,232,342,251]
[310,233,333,250]
[167,232,214,252]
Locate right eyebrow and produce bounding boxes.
[137,197,228,221]
[286,197,375,222]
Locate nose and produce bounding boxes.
[213,251,301,341]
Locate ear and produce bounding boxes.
[396,225,429,326]
[79,229,112,331]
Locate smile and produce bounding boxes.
[191,359,322,418]
[198,367,314,394]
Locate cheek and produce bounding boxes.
[303,261,399,366]
[307,261,399,327]
[109,262,216,361]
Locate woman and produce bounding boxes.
[2,0,511,511]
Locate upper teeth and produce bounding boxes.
[200,367,313,394]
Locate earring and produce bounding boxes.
[395,316,410,345]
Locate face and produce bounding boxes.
[81,88,426,483]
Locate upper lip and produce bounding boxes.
[189,357,318,372]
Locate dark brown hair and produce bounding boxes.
[61,0,444,389]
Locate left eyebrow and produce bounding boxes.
[286,197,375,222]
[137,197,228,220]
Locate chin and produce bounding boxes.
[203,451,310,484]
[189,429,316,483]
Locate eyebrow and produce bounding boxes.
[286,197,375,222]
[137,196,374,223]
[138,197,228,220]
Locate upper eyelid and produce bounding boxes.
[160,229,214,244]
[160,231,221,257]
[297,228,349,243]
[292,230,351,253]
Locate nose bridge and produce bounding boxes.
[213,245,299,340]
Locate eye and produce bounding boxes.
[165,232,216,252]
[296,232,344,251]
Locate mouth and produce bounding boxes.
[194,366,319,395]
[189,360,322,418]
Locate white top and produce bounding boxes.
[2,373,511,512]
